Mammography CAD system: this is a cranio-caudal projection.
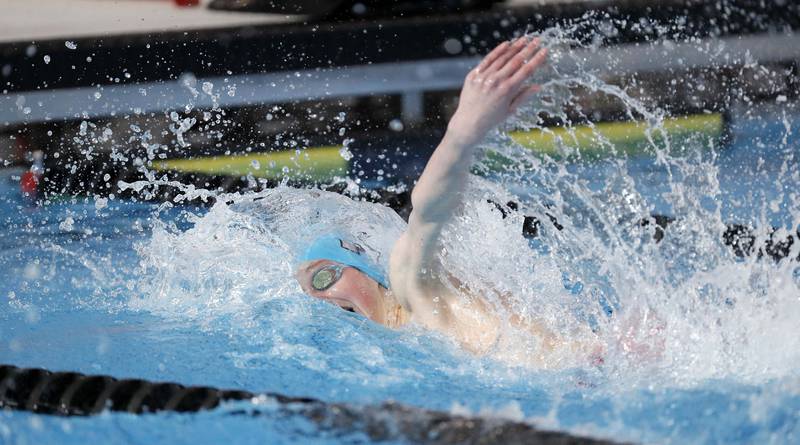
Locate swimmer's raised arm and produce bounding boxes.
[411,38,546,244]
[390,38,547,330]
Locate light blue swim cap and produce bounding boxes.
[301,235,389,288]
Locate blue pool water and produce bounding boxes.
[1,99,799,444]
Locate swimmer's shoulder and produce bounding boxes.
[388,232,425,305]
[389,232,456,321]
[391,233,502,348]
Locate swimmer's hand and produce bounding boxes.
[447,38,547,147]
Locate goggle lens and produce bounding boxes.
[311,265,343,291]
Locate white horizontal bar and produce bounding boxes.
[2,32,798,126]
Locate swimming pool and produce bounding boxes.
[2,7,800,440]
[2,92,799,443]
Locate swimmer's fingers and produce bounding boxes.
[483,38,528,75]
[475,41,512,74]
[450,38,546,145]
[509,84,542,111]
[495,38,541,80]
[507,46,548,90]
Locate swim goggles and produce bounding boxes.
[301,235,389,289]
[310,263,346,291]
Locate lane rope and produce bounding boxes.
[0,363,619,444]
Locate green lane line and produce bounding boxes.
[154,145,347,182]
[509,113,724,158]
[153,114,723,181]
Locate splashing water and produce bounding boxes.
[429,26,800,386]
[132,187,405,318]
[131,22,800,391]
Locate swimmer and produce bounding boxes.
[296,38,647,366]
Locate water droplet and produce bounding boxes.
[59,216,75,231]
[95,197,108,210]
[339,146,353,161]
[65,41,77,50]
[443,38,463,55]
[352,2,366,14]
[389,119,404,132]
[43,55,50,64]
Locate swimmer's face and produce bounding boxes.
[296,260,406,327]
